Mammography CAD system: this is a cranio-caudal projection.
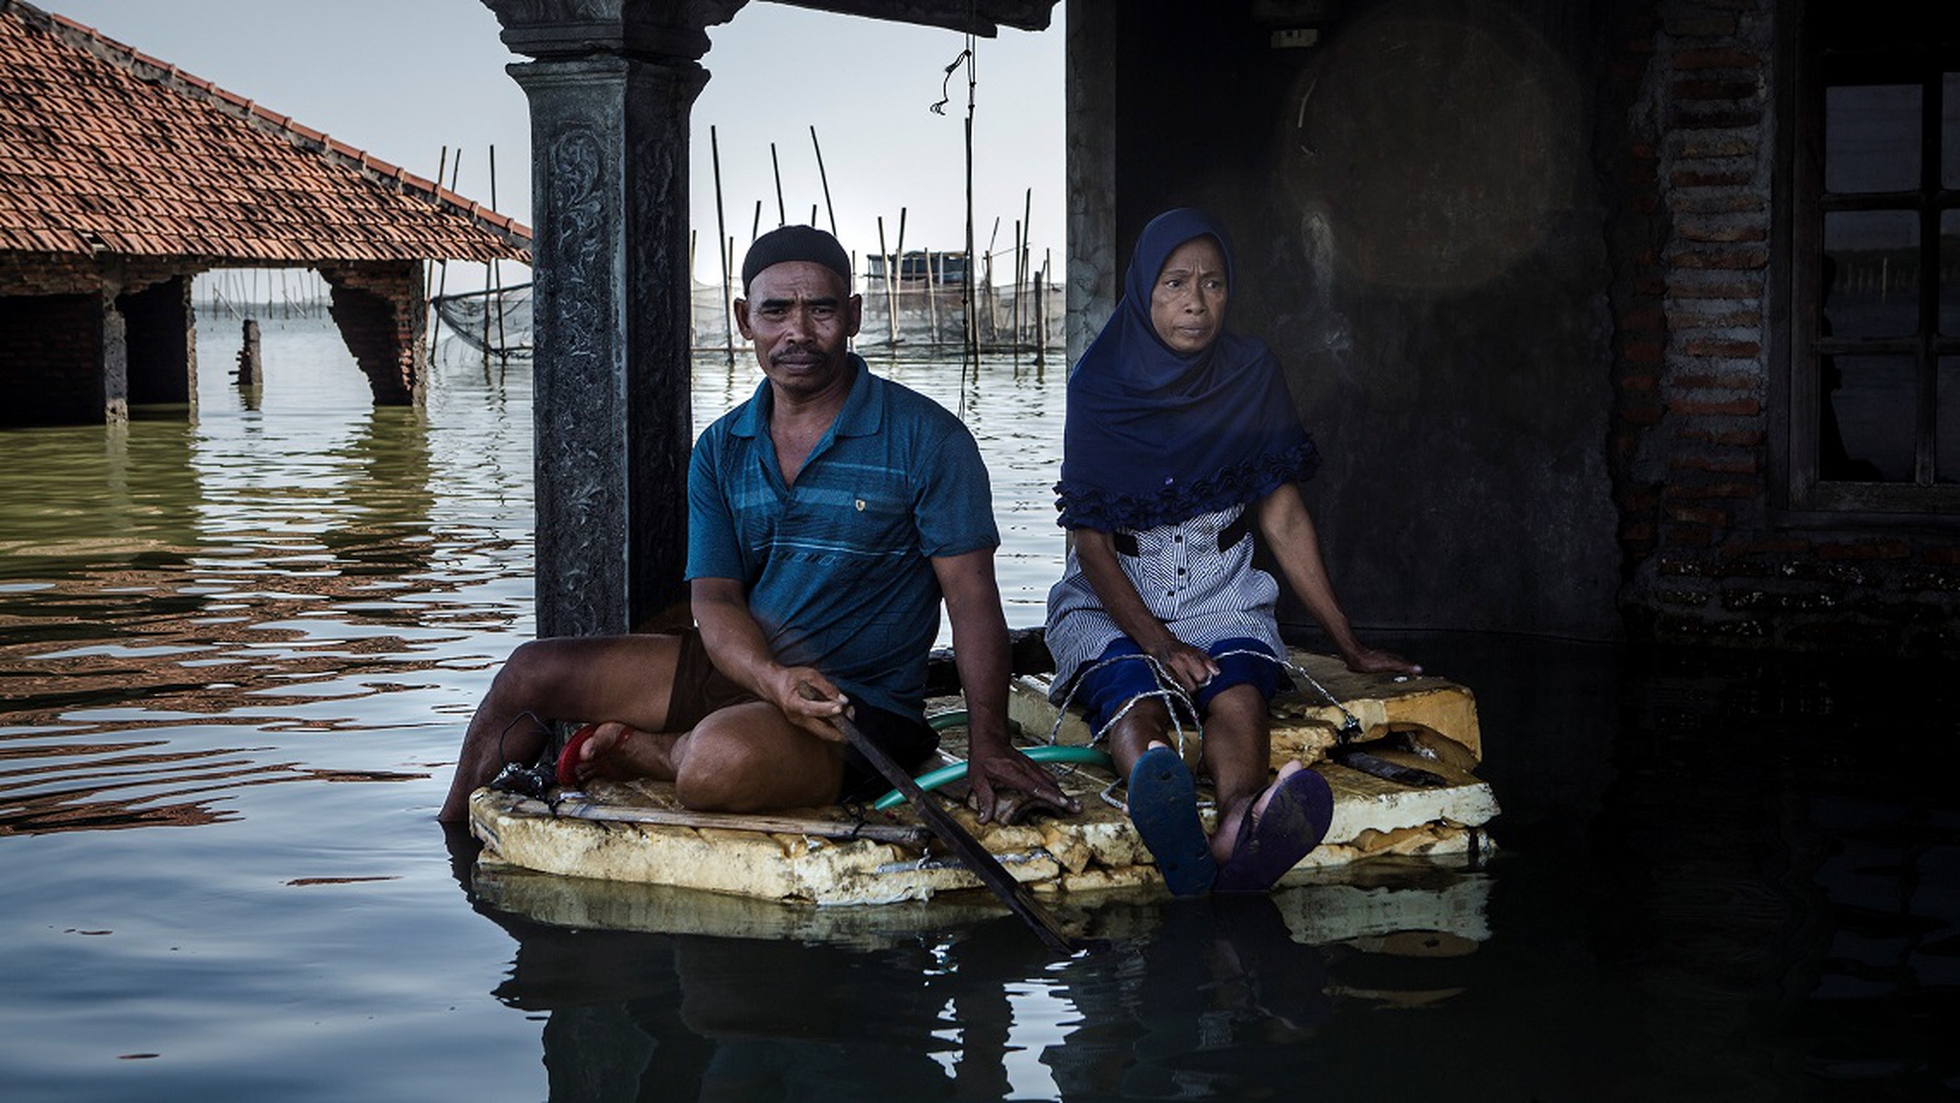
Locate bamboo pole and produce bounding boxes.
[809,125,838,237]
[894,207,908,345]
[1013,218,1024,351]
[770,141,785,227]
[488,144,506,356]
[751,200,762,244]
[877,216,898,347]
[429,151,461,362]
[425,144,447,315]
[1020,187,1032,349]
[962,55,978,377]
[710,126,734,360]
[1041,248,1052,365]
[925,248,940,344]
[985,217,1001,343]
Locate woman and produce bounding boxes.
[1046,208,1418,896]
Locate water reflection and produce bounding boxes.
[458,825,1504,1101]
[5,321,1958,1099]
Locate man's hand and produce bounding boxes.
[772,666,852,741]
[966,740,1081,825]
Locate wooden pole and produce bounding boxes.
[1040,248,1052,365]
[1013,218,1023,351]
[985,217,1001,344]
[894,207,908,346]
[425,144,447,323]
[1027,185,1042,348]
[925,248,940,344]
[488,144,506,355]
[962,60,978,376]
[809,125,839,237]
[877,216,898,347]
[711,126,734,360]
[429,151,461,362]
[769,141,785,227]
[751,199,762,244]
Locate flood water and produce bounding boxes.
[3,318,1957,1101]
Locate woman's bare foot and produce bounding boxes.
[1211,759,1305,864]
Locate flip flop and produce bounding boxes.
[553,723,601,788]
[1126,744,1217,897]
[1213,767,1334,894]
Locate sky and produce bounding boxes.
[45,0,1066,285]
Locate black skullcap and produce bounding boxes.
[741,224,851,292]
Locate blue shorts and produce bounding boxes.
[1071,636,1281,738]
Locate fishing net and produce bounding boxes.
[431,283,533,358]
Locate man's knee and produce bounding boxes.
[675,715,838,811]
[487,638,587,706]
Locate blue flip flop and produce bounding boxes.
[1214,767,1334,894]
[1126,744,1217,897]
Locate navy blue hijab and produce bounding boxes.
[1055,208,1319,532]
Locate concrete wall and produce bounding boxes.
[1071,0,1623,640]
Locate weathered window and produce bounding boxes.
[1785,6,1959,513]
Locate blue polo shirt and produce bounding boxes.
[686,356,999,719]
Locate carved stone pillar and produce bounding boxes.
[484,1,743,638]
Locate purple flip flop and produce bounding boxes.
[1213,767,1334,894]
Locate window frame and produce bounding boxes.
[1776,7,1960,518]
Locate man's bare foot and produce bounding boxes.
[1210,759,1305,864]
[567,721,670,785]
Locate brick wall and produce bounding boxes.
[1604,0,1959,657]
[120,275,195,406]
[0,289,111,424]
[321,261,426,405]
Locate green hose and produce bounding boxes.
[871,743,1113,811]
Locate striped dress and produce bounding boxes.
[1044,503,1285,701]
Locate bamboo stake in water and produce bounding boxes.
[770,142,785,227]
[877,216,898,347]
[1013,218,1023,352]
[809,125,838,237]
[425,143,448,356]
[985,217,1001,343]
[710,126,734,361]
[894,207,908,345]
[925,248,940,345]
[488,144,506,357]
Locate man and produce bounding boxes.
[438,225,1074,824]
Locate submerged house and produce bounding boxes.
[0,0,531,425]
[1061,0,1958,655]
[481,0,1957,656]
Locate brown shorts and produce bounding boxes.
[666,626,762,731]
[666,628,939,803]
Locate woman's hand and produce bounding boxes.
[1148,637,1221,693]
[1340,644,1421,676]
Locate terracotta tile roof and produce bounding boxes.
[0,0,530,264]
